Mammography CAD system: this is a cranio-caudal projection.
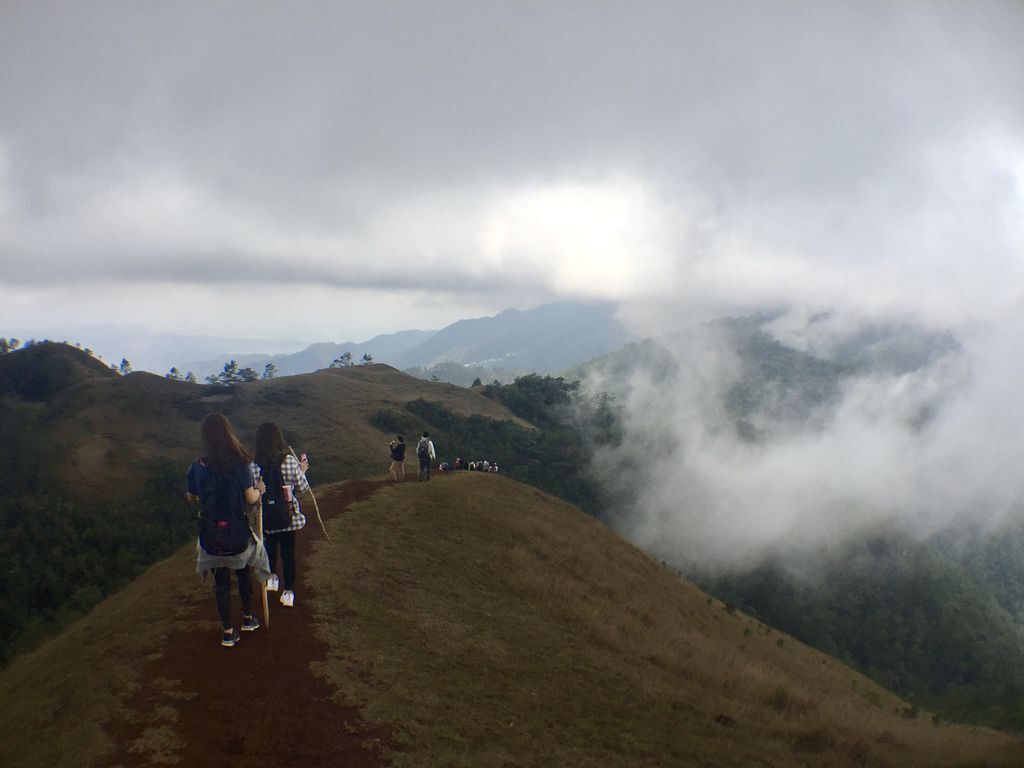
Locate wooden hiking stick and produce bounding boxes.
[289,446,331,543]
[254,502,270,628]
[307,486,331,543]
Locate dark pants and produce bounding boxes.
[214,567,253,629]
[419,457,431,481]
[264,530,297,590]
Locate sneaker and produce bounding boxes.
[280,590,295,608]
[266,574,279,592]
[241,614,261,632]
[221,628,239,647]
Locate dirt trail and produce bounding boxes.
[101,479,391,767]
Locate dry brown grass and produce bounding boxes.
[3,472,1021,767]
[309,473,1024,768]
[0,547,206,768]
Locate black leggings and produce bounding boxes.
[264,530,297,590]
[214,567,253,629]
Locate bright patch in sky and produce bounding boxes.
[480,179,669,298]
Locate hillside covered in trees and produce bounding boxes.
[0,342,615,667]
[0,342,533,664]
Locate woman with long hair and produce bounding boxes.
[253,422,310,608]
[186,413,270,647]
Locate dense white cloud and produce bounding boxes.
[589,307,1024,571]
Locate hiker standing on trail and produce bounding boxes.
[416,431,436,482]
[253,422,311,609]
[389,435,406,482]
[187,413,270,648]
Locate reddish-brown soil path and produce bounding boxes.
[101,479,392,767]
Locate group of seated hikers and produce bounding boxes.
[390,434,499,476]
[440,457,499,473]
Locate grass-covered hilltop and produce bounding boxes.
[3,473,1022,768]
[2,339,1024,766]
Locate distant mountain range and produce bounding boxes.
[391,302,636,371]
[181,329,436,379]
[182,301,637,383]
[7,302,637,383]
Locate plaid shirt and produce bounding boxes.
[251,454,310,533]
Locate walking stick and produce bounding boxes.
[289,446,331,543]
[255,501,270,628]
[308,487,331,543]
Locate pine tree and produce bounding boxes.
[219,360,241,384]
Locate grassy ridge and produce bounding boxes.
[0,344,523,502]
[308,473,1023,767]
[2,474,1021,767]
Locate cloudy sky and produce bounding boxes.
[2,1,1022,347]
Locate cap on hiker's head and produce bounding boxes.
[422,431,429,438]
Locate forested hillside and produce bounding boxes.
[0,342,529,665]
[0,342,613,667]
[704,527,1024,730]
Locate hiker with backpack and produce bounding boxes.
[186,413,271,648]
[416,431,436,482]
[389,435,406,482]
[253,422,311,609]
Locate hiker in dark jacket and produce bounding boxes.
[253,422,311,609]
[186,413,270,648]
[416,431,436,482]
[389,435,406,482]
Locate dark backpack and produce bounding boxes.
[417,438,430,460]
[198,462,251,556]
[259,460,292,531]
